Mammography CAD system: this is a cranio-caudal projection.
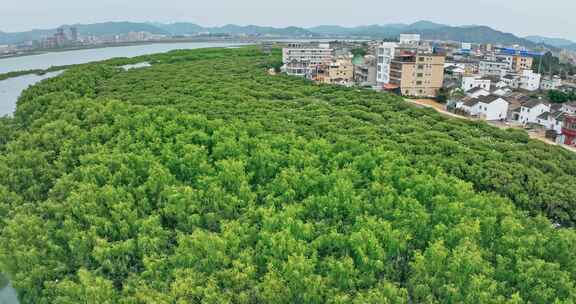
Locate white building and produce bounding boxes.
[282,43,334,76]
[456,95,509,120]
[519,70,541,91]
[462,76,491,91]
[540,75,562,90]
[501,74,521,89]
[479,60,509,77]
[399,34,421,45]
[466,87,491,98]
[517,99,551,124]
[376,42,398,86]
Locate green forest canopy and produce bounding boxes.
[1,46,576,303]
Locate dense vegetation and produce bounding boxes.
[1,46,576,303]
[532,51,576,78]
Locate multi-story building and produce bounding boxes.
[512,55,534,72]
[376,42,398,86]
[461,75,491,91]
[540,75,562,90]
[321,57,355,86]
[354,55,377,87]
[519,70,541,91]
[70,27,78,42]
[479,60,509,77]
[517,99,550,124]
[282,43,334,77]
[399,34,421,45]
[389,50,446,97]
[561,115,576,145]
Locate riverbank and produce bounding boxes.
[0,38,259,60]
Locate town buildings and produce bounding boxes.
[541,75,563,90]
[376,42,397,86]
[376,39,445,97]
[389,51,445,97]
[282,43,334,77]
[456,94,509,120]
[314,56,355,86]
[519,70,542,91]
[354,55,377,87]
[462,75,491,91]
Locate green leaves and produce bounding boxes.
[1,46,576,303]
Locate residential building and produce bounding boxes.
[324,57,355,86]
[537,105,566,134]
[456,94,509,120]
[540,75,563,90]
[512,55,534,72]
[354,55,377,87]
[282,43,334,77]
[517,99,551,124]
[501,74,520,89]
[461,75,491,91]
[519,70,541,91]
[479,60,509,77]
[465,87,491,98]
[376,42,398,86]
[561,115,576,145]
[389,50,446,97]
[399,34,421,45]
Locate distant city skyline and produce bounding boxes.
[2,0,575,41]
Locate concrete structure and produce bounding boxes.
[501,74,520,89]
[479,60,509,77]
[399,34,421,45]
[466,87,491,98]
[376,42,397,86]
[456,95,509,120]
[517,99,551,124]
[562,115,576,145]
[282,43,334,77]
[324,57,355,86]
[462,75,491,91]
[354,55,377,87]
[389,51,445,97]
[540,75,562,90]
[519,70,541,91]
[512,55,534,72]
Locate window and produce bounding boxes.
[419,57,425,62]
[416,81,423,85]
[417,73,423,78]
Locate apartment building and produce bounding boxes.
[376,42,398,86]
[519,70,541,91]
[512,55,534,72]
[479,60,509,77]
[389,51,446,97]
[354,55,377,87]
[282,43,334,76]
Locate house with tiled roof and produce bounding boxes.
[456,94,509,120]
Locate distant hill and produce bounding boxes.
[525,35,574,47]
[0,20,564,50]
[305,22,547,49]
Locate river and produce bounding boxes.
[0,42,244,117]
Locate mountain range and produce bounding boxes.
[0,21,571,51]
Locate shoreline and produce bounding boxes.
[0,38,257,60]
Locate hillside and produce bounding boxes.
[0,20,557,49]
[1,46,576,303]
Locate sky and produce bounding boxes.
[1,0,575,40]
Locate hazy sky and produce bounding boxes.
[2,0,575,40]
